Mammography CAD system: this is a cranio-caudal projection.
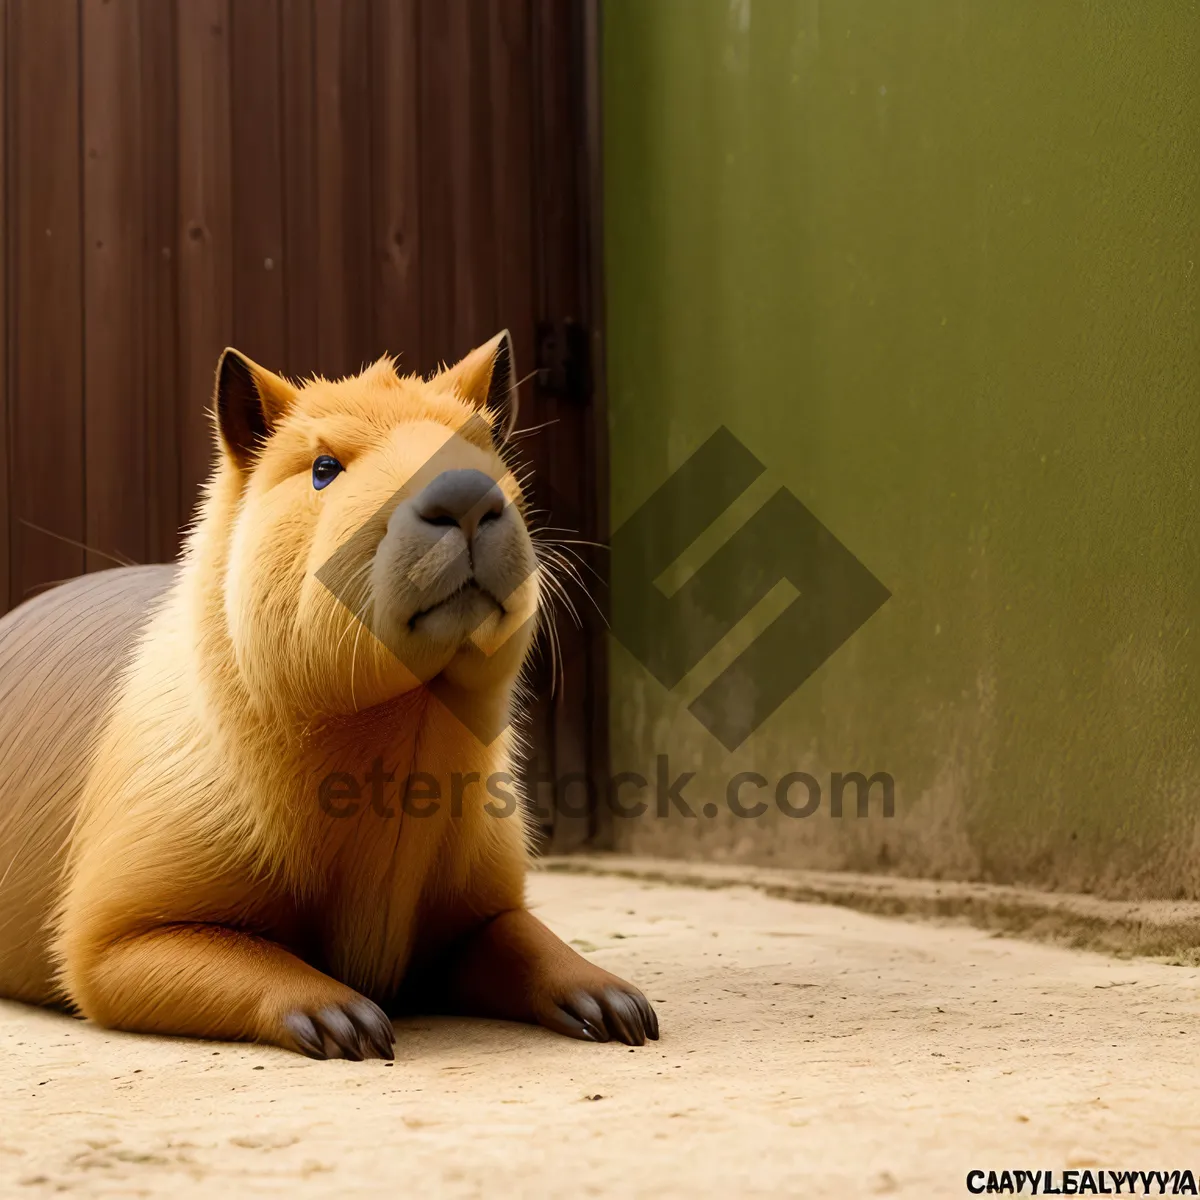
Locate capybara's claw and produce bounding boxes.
[346,997,397,1060]
[542,982,658,1047]
[283,1011,327,1058]
[282,997,395,1061]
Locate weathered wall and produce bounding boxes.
[602,0,1200,897]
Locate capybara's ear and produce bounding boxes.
[213,349,298,470]
[438,330,517,446]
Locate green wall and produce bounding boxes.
[602,0,1200,897]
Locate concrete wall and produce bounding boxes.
[602,0,1200,897]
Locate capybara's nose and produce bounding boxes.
[413,469,505,538]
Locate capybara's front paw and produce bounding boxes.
[278,995,395,1061]
[443,909,662,1046]
[537,974,659,1046]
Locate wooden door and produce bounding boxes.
[0,0,608,851]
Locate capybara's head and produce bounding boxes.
[209,332,540,725]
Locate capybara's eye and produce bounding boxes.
[312,455,344,491]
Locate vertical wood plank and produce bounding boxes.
[416,0,453,372]
[532,0,595,851]
[532,0,582,327]
[488,0,537,397]
[0,0,9,609]
[177,0,233,519]
[417,0,498,373]
[339,0,373,376]
[311,0,345,372]
[313,0,372,378]
[230,0,287,371]
[369,0,422,373]
[280,0,318,378]
[578,0,611,848]
[8,0,85,602]
[447,0,497,355]
[487,0,554,839]
[83,0,148,571]
[140,0,181,562]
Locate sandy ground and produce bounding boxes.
[2,871,1198,1199]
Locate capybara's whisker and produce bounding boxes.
[18,518,140,569]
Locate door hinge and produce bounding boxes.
[535,319,590,403]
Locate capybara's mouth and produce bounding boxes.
[408,578,504,630]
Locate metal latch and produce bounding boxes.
[535,319,590,403]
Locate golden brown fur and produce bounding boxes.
[0,334,657,1058]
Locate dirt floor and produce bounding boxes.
[2,870,1197,1199]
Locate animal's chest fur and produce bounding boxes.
[285,739,519,1004]
[180,683,529,1010]
[310,802,456,1000]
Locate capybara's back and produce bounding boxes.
[0,565,174,1004]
